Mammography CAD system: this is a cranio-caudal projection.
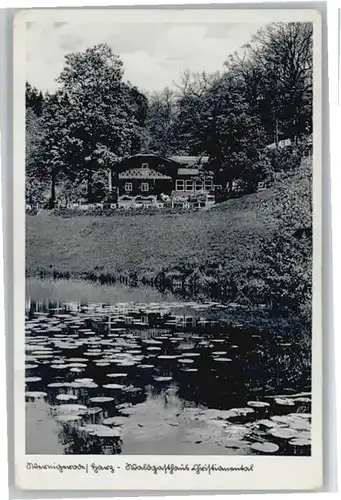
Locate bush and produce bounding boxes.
[266,145,303,172]
[253,159,312,321]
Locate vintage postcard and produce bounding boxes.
[13,7,323,491]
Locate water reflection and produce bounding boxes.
[25,284,311,456]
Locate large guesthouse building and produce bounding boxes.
[109,153,215,208]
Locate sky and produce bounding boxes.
[26,21,265,94]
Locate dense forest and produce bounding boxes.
[26,22,313,207]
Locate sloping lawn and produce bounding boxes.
[26,188,277,278]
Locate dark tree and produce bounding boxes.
[226,22,313,145]
[26,82,44,117]
[39,44,148,203]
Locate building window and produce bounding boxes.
[125,182,133,192]
[141,162,148,169]
[176,179,185,191]
[186,180,194,191]
[204,179,213,190]
[141,182,149,192]
[195,181,203,191]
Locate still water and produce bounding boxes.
[25,279,311,456]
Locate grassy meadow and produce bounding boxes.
[26,188,277,281]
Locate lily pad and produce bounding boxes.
[289,412,311,420]
[47,382,67,388]
[294,397,311,404]
[274,398,295,407]
[230,408,255,416]
[55,414,82,423]
[25,377,42,383]
[117,360,137,367]
[251,442,279,454]
[54,404,87,414]
[89,396,114,404]
[269,428,298,440]
[25,391,47,399]
[143,339,162,345]
[56,394,78,401]
[82,424,121,437]
[26,356,38,362]
[79,406,103,415]
[223,425,251,440]
[247,401,270,408]
[124,386,142,393]
[257,419,278,430]
[289,437,311,447]
[288,419,311,431]
[270,415,291,425]
[102,416,127,426]
[102,384,125,390]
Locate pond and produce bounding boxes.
[25,278,311,456]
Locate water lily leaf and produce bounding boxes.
[89,396,114,403]
[25,391,47,399]
[251,442,279,453]
[269,427,298,440]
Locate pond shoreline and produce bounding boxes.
[25,275,306,337]
[25,204,277,309]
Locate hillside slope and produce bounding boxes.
[26,187,278,280]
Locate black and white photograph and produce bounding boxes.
[13,6,323,491]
